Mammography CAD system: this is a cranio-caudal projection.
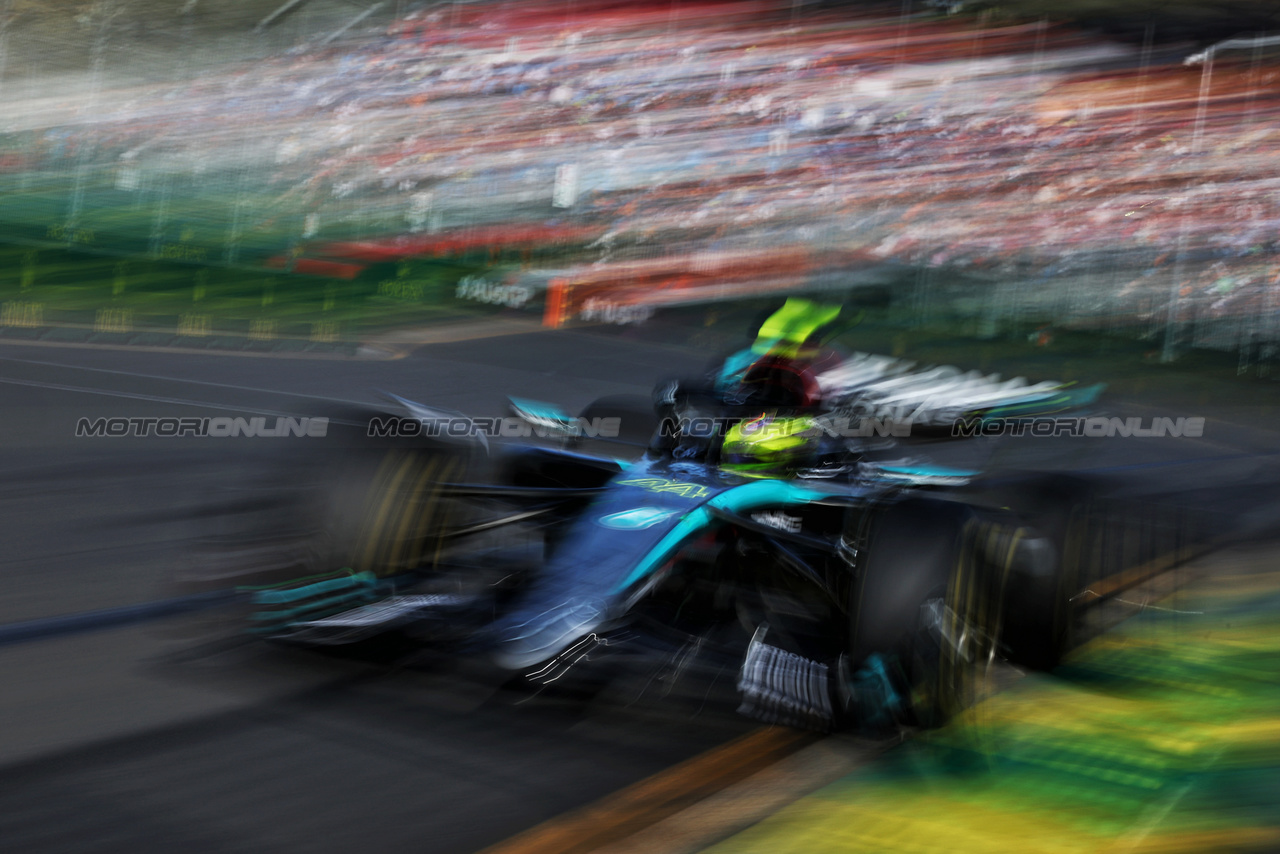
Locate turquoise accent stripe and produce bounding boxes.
[247,572,377,605]
[509,397,571,422]
[878,465,978,478]
[249,589,379,624]
[246,570,390,631]
[716,347,760,387]
[611,479,829,593]
[983,382,1106,419]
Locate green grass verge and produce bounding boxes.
[0,242,497,343]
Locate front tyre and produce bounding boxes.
[844,500,1016,730]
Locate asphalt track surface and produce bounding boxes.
[0,325,756,854]
[1,319,1278,853]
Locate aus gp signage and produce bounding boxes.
[455,276,531,308]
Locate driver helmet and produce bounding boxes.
[721,412,821,478]
[734,355,821,409]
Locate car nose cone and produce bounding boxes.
[491,597,605,671]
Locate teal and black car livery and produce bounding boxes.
[232,302,1206,731]
[487,457,850,672]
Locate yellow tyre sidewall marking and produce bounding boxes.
[940,520,1024,721]
[355,451,421,576]
[384,455,441,575]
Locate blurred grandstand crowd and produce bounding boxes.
[2,0,1279,339]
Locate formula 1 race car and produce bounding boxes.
[188,300,1208,731]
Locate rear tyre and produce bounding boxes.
[1008,493,1204,669]
[995,478,1096,671]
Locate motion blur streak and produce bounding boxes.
[2,2,1279,343]
[1,2,1279,854]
